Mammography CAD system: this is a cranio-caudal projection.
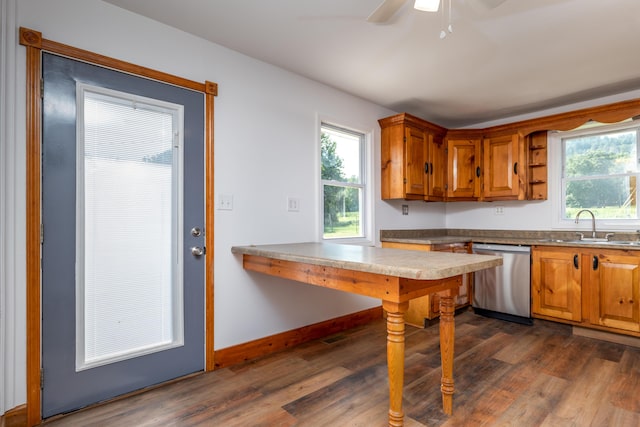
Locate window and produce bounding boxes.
[560,120,640,221]
[76,84,184,370]
[321,123,367,240]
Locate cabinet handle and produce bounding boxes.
[593,255,599,270]
[476,166,481,178]
[425,162,429,174]
[513,162,518,175]
[430,162,434,175]
[573,254,579,269]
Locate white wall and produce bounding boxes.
[445,200,550,230]
[1,0,449,413]
[1,0,23,416]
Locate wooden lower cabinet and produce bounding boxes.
[532,245,640,336]
[531,247,582,321]
[588,251,640,333]
[382,241,471,327]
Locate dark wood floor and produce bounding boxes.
[42,310,640,426]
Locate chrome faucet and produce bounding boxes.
[575,209,596,239]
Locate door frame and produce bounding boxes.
[20,27,216,426]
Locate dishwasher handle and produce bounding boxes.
[472,243,531,254]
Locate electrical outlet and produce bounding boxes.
[494,205,504,215]
[287,197,300,212]
[402,205,409,215]
[218,194,233,210]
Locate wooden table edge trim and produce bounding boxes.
[242,254,462,302]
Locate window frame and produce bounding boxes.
[319,119,373,245]
[551,119,640,230]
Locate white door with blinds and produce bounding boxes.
[41,53,205,418]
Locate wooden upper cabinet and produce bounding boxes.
[379,113,447,201]
[446,138,481,200]
[482,133,523,200]
[379,113,547,202]
[404,125,428,198]
[527,131,548,200]
[378,98,640,203]
[429,133,447,200]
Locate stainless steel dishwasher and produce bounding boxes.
[472,243,532,325]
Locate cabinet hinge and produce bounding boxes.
[40,78,44,97]
[40,368,44,389]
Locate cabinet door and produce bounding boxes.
[532,247,582,321]
[380,122,406,200]
[482,134,521,199]
[447,139,480,199]
[588,251,640,332]
[404,126,428,198]
[426,133,446,201]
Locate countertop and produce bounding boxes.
[380,229,640,250]
[231,242,502,281]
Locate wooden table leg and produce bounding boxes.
[439,289,456,415]
[382,300,409,427]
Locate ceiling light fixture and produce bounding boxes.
[414,0,440,12]
[414,0,453,40]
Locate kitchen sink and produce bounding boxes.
[606,241,640,246]
[536,239,582,243]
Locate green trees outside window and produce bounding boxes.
[321,125,364,239]
[563,128,639,219]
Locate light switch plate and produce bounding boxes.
[218,194,233,210]
[287,197,300,212]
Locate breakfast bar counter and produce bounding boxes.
[231,242,502,427]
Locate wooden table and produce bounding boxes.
[231,242,501,427]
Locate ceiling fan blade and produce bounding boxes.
[474,0,508,10]
[367,0,408,24]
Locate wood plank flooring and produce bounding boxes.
[41,311,640,426]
